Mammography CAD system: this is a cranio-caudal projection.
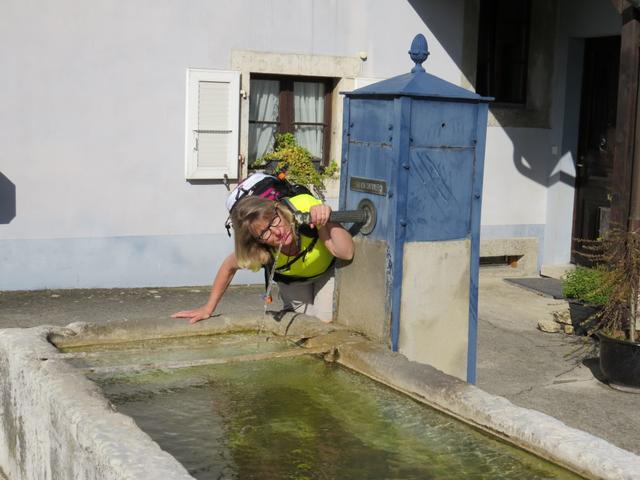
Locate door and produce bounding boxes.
[572,36,620,263]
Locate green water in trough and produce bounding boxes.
[65,334,582,480]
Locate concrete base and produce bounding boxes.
[334,237,391,343]
[398,239,470,381]
[480,237,538,276]
[1,315,640,480]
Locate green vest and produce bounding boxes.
[273,194,334,281]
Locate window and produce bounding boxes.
[184,69,240,180]
[476,0,531,104]
[248,75,332,166]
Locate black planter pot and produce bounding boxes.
[597,331,640,392]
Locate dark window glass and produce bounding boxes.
[476,0,531,104]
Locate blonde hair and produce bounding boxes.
[231,196,296,270]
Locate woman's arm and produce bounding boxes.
[309,203,354,260]
[171,253,240,324]
[319,222,354,260]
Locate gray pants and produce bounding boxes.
[277,269,335,322]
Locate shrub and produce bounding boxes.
[562,266,610,306]
[254,133,337,195]
[571,230,640,340]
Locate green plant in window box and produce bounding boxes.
[568,229,640,390]
[253,133,338,198]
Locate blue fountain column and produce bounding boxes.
[335,34,491,383]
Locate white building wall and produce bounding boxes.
[0,0,623,290]
[478,126,550,270]
[0,0,466,290]
[481,128,550,227]
[479,0,622,270]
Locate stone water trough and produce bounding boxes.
[0,313,639,479]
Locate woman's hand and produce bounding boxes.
[309,204,332,228]
[171,253,239,325]
[171,305,214,324]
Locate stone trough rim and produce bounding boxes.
[4,312,640,480]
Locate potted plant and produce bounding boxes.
[252,133,338,198]
[571,229,640,391]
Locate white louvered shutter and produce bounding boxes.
[185,69,240,179]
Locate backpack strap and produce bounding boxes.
[224,216,233,237]
[263,262,273,302]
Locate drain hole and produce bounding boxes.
[480,255,522,268]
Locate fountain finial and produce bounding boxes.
[409,34,429,73]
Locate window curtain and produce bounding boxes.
[294,82,325,159]
[249,79,279,163]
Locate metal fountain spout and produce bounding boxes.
[284,198,377,235]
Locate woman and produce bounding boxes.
[171,193,354,324]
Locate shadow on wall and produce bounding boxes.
[406,0,590,191]
[0,173,16,224]
[407,0,559,187]
[512,141,576,189]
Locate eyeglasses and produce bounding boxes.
[256,210,282,242]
